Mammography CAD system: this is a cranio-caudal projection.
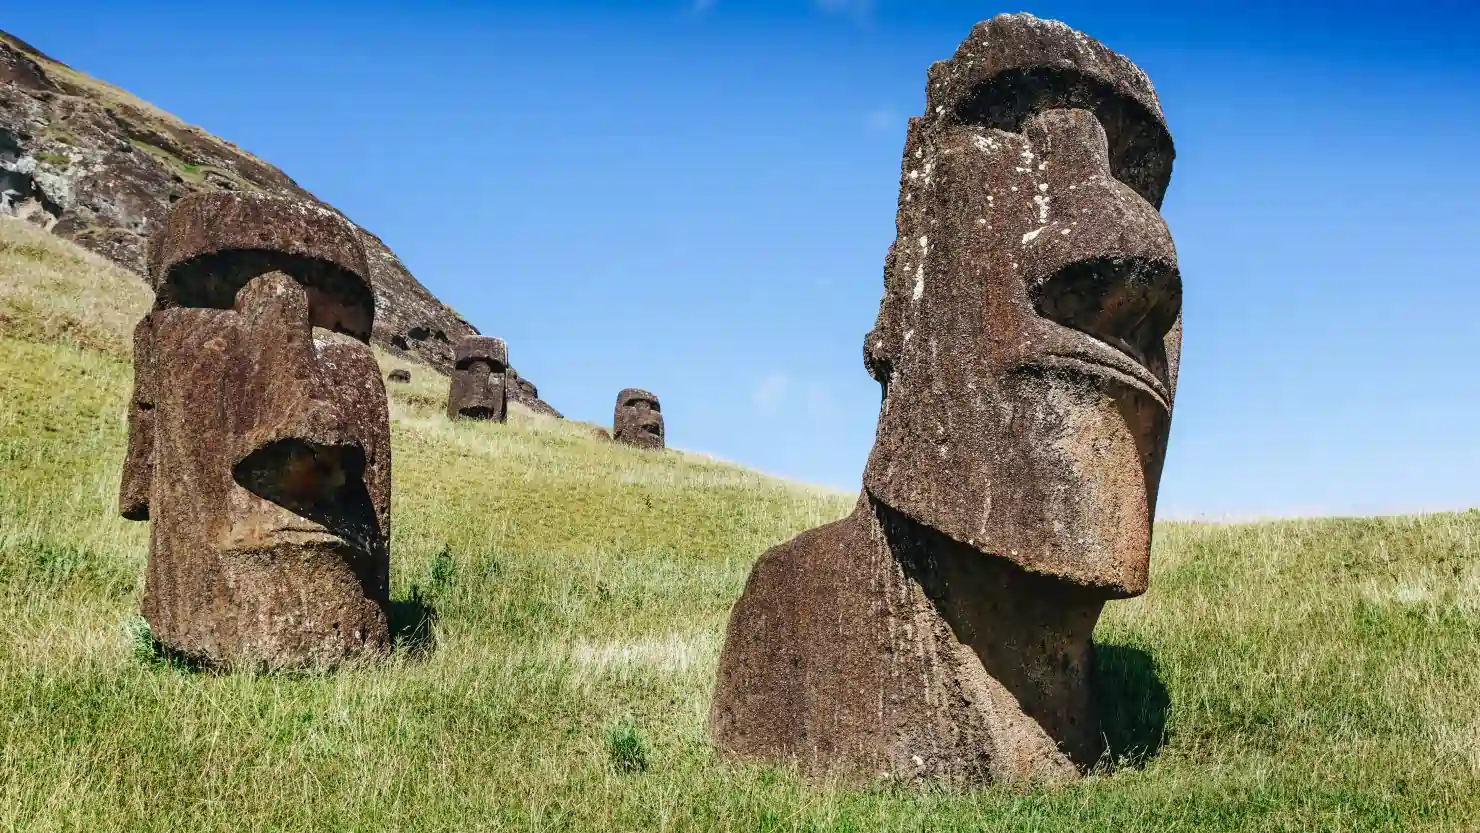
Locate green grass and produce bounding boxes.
[1,217,1478,830]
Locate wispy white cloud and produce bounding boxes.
[752,374,790,417]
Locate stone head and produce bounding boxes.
[862,14,1182,598]
[120,191,391,666]
[448,336,508,421]
[613,388,663,450]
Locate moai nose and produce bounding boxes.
[1024,108,1112,176]
[230,271,366,510]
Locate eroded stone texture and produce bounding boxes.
[612,388,663,450]
[711,13,1182,786]
[447,336,508,422]
[119,191,393,670]
[387,369,411,384]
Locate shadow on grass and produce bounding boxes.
[1095,643,1171,769]
[390,590,438,660]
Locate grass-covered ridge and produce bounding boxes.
[1,217,1477,830]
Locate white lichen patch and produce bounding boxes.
[1022,226,1048,245]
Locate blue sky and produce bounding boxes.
[7,1,1479,518]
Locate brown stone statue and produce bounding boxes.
[119,192,394,670]
[612,388,663,450]
[447,336,508,422]
[711,13,1182,786]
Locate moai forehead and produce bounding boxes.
[863,13,1181,598]
[454,336,508,370]
[922,13,1172,207]
[149,192,376,341]
[617,388,660,410]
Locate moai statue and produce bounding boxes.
[447,336,508,422]
[119,192,393,670]
[612,388,663,450]
[387,369,411,384]
[711,14,1182,786]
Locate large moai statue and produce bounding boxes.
[447,336,508,422]
[119,192,394,670]
[612,388,663,450]
[711,14,1182,786]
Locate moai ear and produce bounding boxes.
[119,313,157,521]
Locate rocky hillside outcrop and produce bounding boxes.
[0,30,559,416]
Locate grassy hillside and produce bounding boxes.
[1,217,1478,831]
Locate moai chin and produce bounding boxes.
[711,13,1182,786]
[119,192,393,670]
[447,336,508,422]
[612,388,663,450]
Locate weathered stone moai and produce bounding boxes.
[387,369,411,384]
[711,14,1182,786]
[447,336,508,422]
[612,388,663,450]
[119,192,393,669]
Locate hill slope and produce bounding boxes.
[0,30,557,416]
[1,219,1478,831]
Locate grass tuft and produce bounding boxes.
[605,714,651,774]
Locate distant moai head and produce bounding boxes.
[387,369,411,384]
[613,388,663,450]
[861,14,1181,598]
[447,336,508,422]
[119,191,392,669]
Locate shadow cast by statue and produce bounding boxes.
[1094,642,1171,769]
[390,589,438,660]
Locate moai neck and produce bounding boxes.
[856,493,1107,772]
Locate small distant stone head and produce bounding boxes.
[862,13,1182,598]
[387,369,411,384]
[613,388,663,450]
[120,191,392,669]
[447,336,508,422]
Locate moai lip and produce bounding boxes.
[712,13,1181,786]
[447,336,508,422]
[120,191,393,671]
[612,388,663,450]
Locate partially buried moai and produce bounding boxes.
[612,388,663,450]
[119,192,393,670]
[447,336,508,422]
[711,14,1182,785]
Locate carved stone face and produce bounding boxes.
[613,388,663,450]
[862,17,1181,598]
[448,336,508,422]
[120,192,392,668]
